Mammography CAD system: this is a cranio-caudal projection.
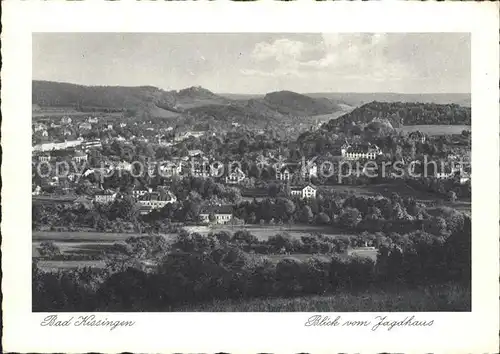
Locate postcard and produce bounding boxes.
[2,1,499,353]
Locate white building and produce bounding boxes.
[199,205,234,225]
[137,190,177,212]
[72,151,88,163]
[290,184,317,199]
[94,192,117,204]
[341,141,382,160]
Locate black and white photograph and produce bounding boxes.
[30,32,473,313]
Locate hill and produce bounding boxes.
[323,101,471,131]
[32,81,229,117]
[32,81,344,126]
[262,90,341,116]
[306,92,471,107]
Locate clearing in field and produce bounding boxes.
[396,125,470,136]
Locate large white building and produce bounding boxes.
[341,142,382,160]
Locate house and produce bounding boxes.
[38,154,51,162]
[88,117,99,124]
[199,205,234,225]
[40,130,49,137]
[188,149,204,158]
[290,184,317,199]
[115,161,132,171]
[300,161,318,179]
[159,161,183,178]
[190,162,210,178]
[408,131,426,143]
[341,141,382,160]
[276,166,292,181]
[276,163,301,181]
[32,185,42,196]
[132,186,153,200]
[33,123,47,132]
[137,190,177,211]
[79,122,92,130]
[94,191,117,204]
[81,139,102,149]
[32,140,82,152]
[61,116,72,125]
[225,166,246,184]
[119,122,127,128]
[72,151,88,163]
[174,131,205,142]
[62,128,72,136]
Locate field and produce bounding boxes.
[170,282,470,312]
[322,182,471,213]
[183,224,356,241]
[397,125,470,136]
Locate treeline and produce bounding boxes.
[324,101,471,131]
[32,214,471,311]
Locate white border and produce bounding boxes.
[2,2,499,353]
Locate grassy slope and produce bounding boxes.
[171,283,470,312]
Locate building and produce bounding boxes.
[79,122,92,130]
[32,140,82,152]
[88,117,99,123]
[119,123,127,128]
[188,149,204,158]
[300,162,318,179]
[174,131,205,142]
[32,185,42,196]
[341,142,382,160]
[40,130,49,137]
[290,184,317,199]
[94,191,117,204]
[81,139,102,150]
[225,166,246,184]
[61,116,72,125]
[276,166,292,181]
[62,128,72,136]
[159,161,183,178]
[38,154,51,162]
[408,131,426,143]
[72,151,88,163]
[132,187,153,200]
[137,190,177,212]
[33,123,47,132]
[199,205,234,225]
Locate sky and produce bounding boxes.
[33,33,471,94]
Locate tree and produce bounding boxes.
[300,205,314,224]
[338,207,361,229]
[316,212,331,225]
[38,241,61,258]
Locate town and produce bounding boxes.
[31,32,472,313]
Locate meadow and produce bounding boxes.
[322,182,471,213]
[396,125,470,136]
[170,282,470,312]
[184,224,356,240]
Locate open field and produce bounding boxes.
[171,283,470,312]
[322,182,471,213]
[36,260,107,270]
[184,224,356,240]
[397,125,470,136]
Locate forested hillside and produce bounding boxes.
[323,101,471,131]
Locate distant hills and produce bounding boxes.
[32,81,345,125]
[32,81,471,130]
[222,92,471,107]
[322,101,471,131]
